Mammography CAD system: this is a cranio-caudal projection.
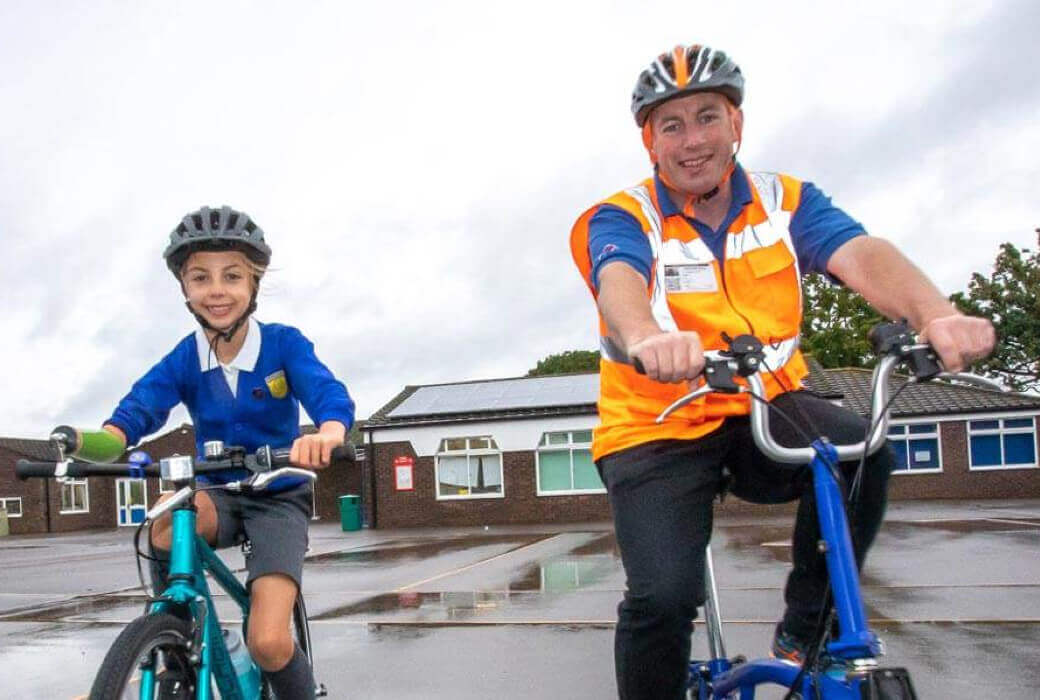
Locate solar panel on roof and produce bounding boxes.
[387,374,599,418]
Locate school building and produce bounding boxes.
[359,360,1040,529]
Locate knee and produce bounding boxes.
[247,626,295,671]
[624,579,701,626]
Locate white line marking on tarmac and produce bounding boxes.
[393,535,560,591]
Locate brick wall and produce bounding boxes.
[369,417,1040,529]
[888,420,1040,500]
[0,445,49,535]
[370,440,612,529]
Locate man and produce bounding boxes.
[569,44,995,700]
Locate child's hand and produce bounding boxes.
[289,421,347,469]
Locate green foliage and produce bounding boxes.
[527,350,600,376]
[951,231,1040,392]
[800,272,884,369]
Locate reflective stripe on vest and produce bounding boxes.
[571,171,810,461]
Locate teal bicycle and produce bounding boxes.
[17,434,351,699]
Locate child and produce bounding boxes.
[96,205,353,698]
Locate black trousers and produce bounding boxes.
[597,391,895,700]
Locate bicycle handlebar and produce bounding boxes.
[641,322,994,464]
[16,443,356,481]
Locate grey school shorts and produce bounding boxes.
[208,483,313,589]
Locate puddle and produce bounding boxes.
[307,534,546,565]
[2,593,149,623]
[508,533,620,592]
[311,590,522,620]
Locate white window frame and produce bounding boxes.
[0,497,23,518]
[967,414,1038,471]
[887,420,943,475]
[60,478,90,514]
[158,478,177,494]
[536,430,605,496]
[435,436,505,501]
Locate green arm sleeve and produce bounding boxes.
[51,426,127,463]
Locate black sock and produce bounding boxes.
[264,645,315,700]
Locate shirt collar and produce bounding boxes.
[653,162,752,222]
[195,317,261,372]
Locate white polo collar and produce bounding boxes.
[195,317,261,372]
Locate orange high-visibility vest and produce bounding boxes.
[570,172,810,461]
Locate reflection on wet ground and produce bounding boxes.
[313,533,622,622]
[307,534,548,565]
[1,592,147,623]
[508,533,618,592]
[885,517,1040,536]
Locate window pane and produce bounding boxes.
[547,432,569,445]
[908,438,939,469]
[443,438,467,451]
[908,424,937,435]
[468,437,490,449]
[970,420,1000,431]
[8,499,21,516]
[470,454,502,494]
[438,456,470,496]
[890,440,909,471]
[970,435,1001,467]
[1004,418,1034,429]
[1003,433,1036,465]
[572,430,593,444]
[888,425,907,436]
[539,451,573,492]
[572,450,604,490]
[129,480,145,504]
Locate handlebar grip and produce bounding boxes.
[332,444,357,462]
[632,358,647,375]
[267,447,292,468]
[16,459,60,480]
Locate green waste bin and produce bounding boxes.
[0,508,8,537]
[338,495,362,532]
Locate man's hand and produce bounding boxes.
[919,314,996,373]
[290,421,347,469]
[628,331,706,383]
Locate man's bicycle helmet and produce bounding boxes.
[631,44,744,127]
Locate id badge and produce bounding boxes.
[664,264,718,293]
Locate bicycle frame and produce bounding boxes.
[676,331,938,699]
[145,497,254,700]
[691,439,880,699]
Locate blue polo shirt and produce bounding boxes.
[107,320,355,490]
[588,163,864,289]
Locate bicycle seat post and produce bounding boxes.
[702,544,727,662]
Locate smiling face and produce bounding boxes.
[647,91,743,197]
[180,250,256,331]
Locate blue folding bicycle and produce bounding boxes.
[644,322,997,699]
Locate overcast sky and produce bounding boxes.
[2,0,1037,439]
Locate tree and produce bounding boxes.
[527,350,600,376]
[951,230,1040,393]
[800,272,884,368]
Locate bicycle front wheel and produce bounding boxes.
[89,613,197,700]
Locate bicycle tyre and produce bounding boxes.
[89,613,196,700]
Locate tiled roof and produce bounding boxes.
[366,361,1040,428]
[0,437,60,461]
[818,368,1040,417]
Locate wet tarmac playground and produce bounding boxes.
[1,500,1038,699]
